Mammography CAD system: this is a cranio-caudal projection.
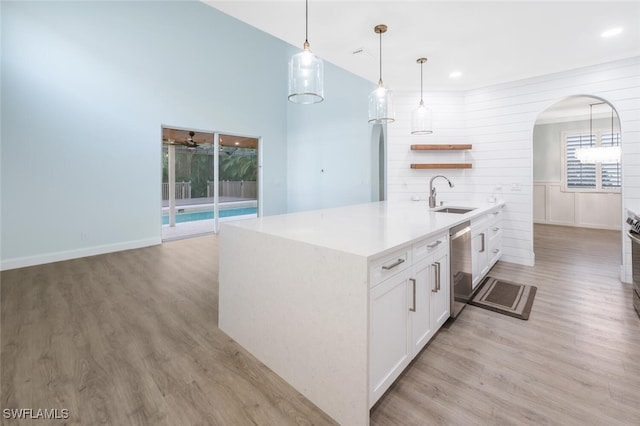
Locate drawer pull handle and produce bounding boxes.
[382,258,405,270]
[492,249,500,254]
[427,240,442,249]
[493,227,500,232]
[493,211,500,216]
[480,233,486,253]
[409,278,416,312]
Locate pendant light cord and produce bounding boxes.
[420,61,424,104]
[590,104,593,147]
[305,0,309,44]
[379,30,383,84]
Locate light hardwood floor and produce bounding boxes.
[2,224,639,425]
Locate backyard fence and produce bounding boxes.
[208,180,257,199]
[162,181,192,200]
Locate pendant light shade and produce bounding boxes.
[288,0,324,104]
[368,24,395,123]
[411,58,433,135]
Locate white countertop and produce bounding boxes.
[222,200,504,259]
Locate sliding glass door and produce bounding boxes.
[161,127,259,241]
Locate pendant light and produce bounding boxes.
[368,24,395,123]
[575,103,621,163]
[411,57,433,134]
[288,0,324,104]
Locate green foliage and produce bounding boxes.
[162,148,257,197]
[220,152,257,181]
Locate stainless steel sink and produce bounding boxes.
[433,207,476,214]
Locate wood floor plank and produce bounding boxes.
[2,223,639,425]
[1,237,336,425]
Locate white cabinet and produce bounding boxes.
[430,248,450,330]
[471,206,503,288]
[471,230,488,289]
[410,259,435,354]
[369,232,449,406]
[369,270,411,405]
[487,222,503,267]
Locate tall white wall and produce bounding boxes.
[389,57,640,281]
[387,92,469,202]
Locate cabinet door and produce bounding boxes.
[369,271,411,405]
[431,249,450,329]
[410,259,434,356]
[471,232,488,289]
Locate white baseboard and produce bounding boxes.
[0,237,161,271]
[534,220,620,231]
[620,263,632,284]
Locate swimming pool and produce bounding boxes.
[162,207,257,225]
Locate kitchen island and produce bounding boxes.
[218,200,504,425]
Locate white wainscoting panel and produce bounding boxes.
[575,192,622,229]
[533,182,620,230]
[533,184,546,222]
[547,184,576,226]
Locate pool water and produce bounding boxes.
[162,207,257,225]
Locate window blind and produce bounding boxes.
[566,134,596,188]
[601,132,621,188]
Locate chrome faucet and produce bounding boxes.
[429,175,454,208]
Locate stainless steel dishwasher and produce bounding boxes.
[450,221,472,317]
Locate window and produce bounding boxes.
[564,131,621,191]
[601,132,622,188]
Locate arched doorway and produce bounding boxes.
[532,95,622,258]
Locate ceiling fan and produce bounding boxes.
[219,146,239,156]
[163,131,199,148]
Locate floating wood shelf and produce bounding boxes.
[410,163,473,169]
[411,144,472,150]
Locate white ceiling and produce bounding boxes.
[204,0,640,91]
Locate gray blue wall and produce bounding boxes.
[286,57,374,212]
[0,1,374,268]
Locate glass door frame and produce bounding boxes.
[213,131,262,233]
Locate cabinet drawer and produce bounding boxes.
[370,248,411,287]
[488,235,502,262]
[413,233,448,262]
[488,207,503,223]
[487,224,502,239]
[475,207,502,230]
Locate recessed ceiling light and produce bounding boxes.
[449,71,462,79]
[601,27,623,38]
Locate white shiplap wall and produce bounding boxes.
[387,92,469,202]
[389,57,640,280]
